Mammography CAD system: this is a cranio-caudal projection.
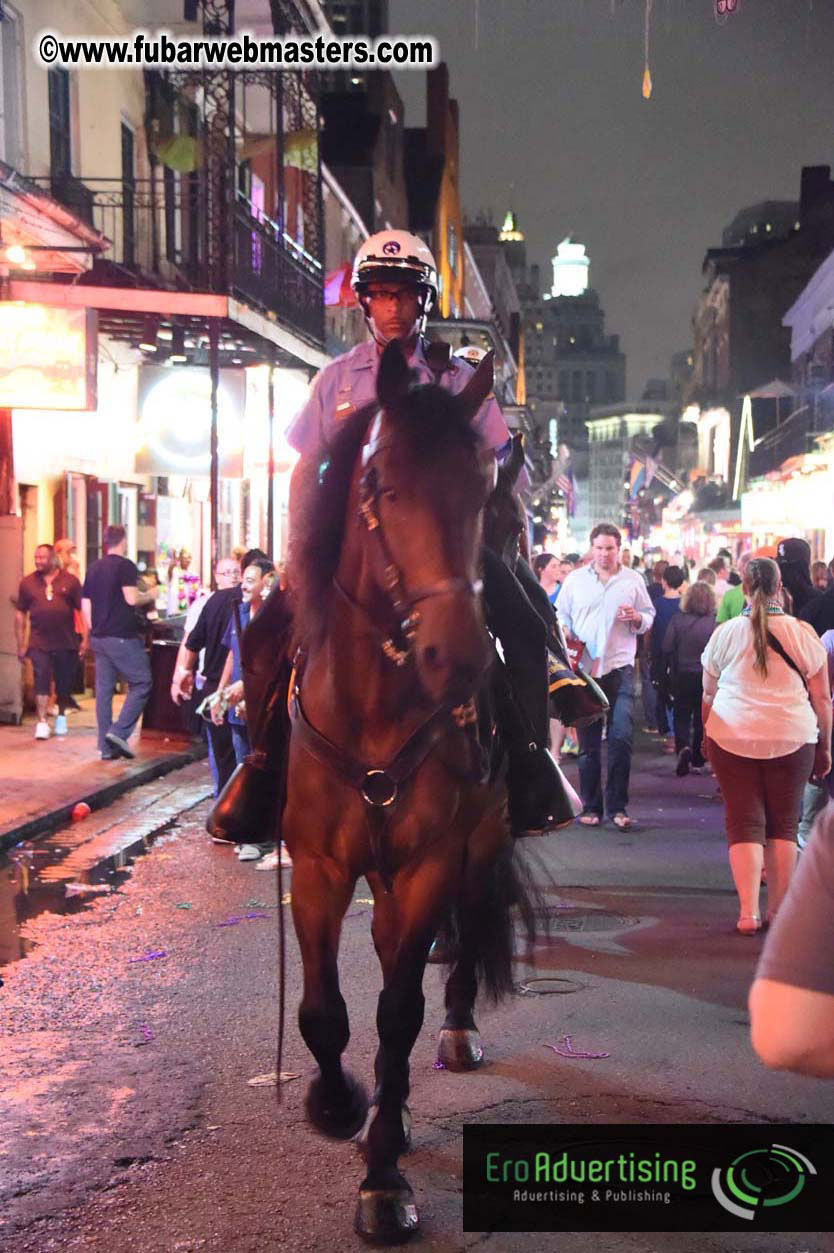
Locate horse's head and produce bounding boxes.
[349,340,495,706]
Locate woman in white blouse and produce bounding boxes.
[701,557,832,935]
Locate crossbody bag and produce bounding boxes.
[765,629,808,693]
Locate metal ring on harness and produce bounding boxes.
[360,769,399,808]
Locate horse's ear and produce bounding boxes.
[456,350,495,423]
[377,340,411,412]
[498,431,526,491]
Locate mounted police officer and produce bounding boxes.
[207,230,576,842]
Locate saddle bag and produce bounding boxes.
[547,626,609,728]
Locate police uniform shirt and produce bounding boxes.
[286,338,511,457]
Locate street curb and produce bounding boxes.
[0,741,207,855]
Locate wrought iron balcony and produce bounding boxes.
[748,391,834,478]
[24,174,323,345]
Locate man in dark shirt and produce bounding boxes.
[81,524,155,760]
[800,583,834,637]
[649,564,684,741]
[170,555,241,795]
[16,543,86,740]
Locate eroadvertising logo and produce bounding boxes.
[382,240,401,254]
[711,1144,817,1221]
[462,1125,832,1233]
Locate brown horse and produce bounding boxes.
[282,342,538,1243]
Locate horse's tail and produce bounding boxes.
[436,840,549,1003]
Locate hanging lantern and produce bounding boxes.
[642,64,652,99]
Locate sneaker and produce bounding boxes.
[34,720,50,740]
[104,731,134,759]
[237,843,267,861]
[675,746,692,777]
[54,714,68,736]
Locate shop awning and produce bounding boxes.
[0,163,109,275]
[6,279,328,371]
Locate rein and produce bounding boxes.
[288,415,485,889]
[352,439,482,666]
[288,655,457,890]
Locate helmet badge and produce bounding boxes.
[382,240,401,255]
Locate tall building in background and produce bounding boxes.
[320,1,389,92]
[404,64,464,318]
[521,238,626,543]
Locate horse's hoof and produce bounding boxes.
[357,1102,413,1152]
[354,1186,419,1244]
[305,1072,369,1140]
[436,1028,484,1071]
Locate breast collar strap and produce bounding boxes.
[288,655,456,890]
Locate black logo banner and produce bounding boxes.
[463,1124,833,1232]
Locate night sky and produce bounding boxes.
[392,0,834,396]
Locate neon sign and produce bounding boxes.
[0,304,97,410]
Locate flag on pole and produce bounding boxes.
[324,263,358,308]
[555,465,576,516]
[627,456,645,499]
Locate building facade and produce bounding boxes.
[0,0,331,721]
[688,165,834,491]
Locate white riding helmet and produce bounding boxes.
[351,230,439,315]
[453,344,489,368]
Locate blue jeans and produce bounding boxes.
[230,721,250,766]
[91,636,152,753]
[577,664,635,818]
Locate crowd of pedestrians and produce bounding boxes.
[537,529,834,972]
[14,511,834,1064]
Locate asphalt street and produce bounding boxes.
[2,733,834,1253]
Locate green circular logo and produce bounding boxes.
[711,1144,816,1221]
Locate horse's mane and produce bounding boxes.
[289,402,377,647]
[290,380,479,647]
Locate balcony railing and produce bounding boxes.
[231,193,323,344]
[24,174,323,344]
[748,393,834,478]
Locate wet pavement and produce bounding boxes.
[0,695,205,852]
[0,761,213,966]
[2,732,834,1253]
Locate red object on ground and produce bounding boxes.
[71,802,91,822]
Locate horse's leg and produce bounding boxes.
[439,814,513,1072]
[353,864,450,1244]
[437,883,484,1072]
[291,858,369,1140]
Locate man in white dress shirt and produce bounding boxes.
[557,523,655,829]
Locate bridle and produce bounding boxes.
[288,411,488,875]
[333,413,483,666]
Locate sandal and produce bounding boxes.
[736,915,762,935]
[578,813,601,826]
[612,813,632,830]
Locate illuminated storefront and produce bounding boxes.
[12,328,309,585]
[741,452,834,560]
[654,488,749,565]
